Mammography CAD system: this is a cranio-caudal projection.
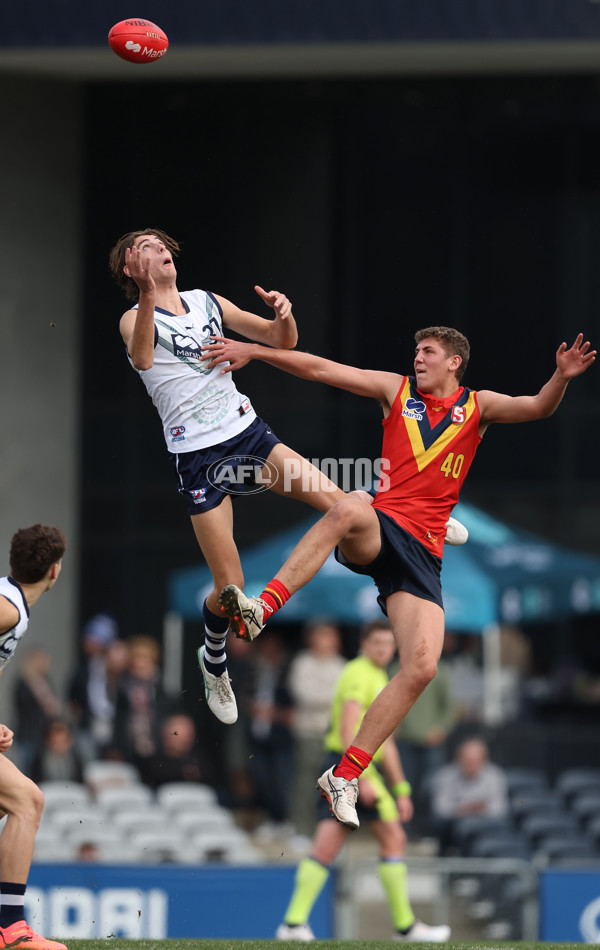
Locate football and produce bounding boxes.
[108,18,168,64]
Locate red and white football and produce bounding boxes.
[108,18,168,64]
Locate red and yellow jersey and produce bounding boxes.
[372,376,481,556]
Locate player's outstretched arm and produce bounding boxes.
[202,336,403,405]
[478,333,596,428]
[120,245,157,371]
[215,286,298,350]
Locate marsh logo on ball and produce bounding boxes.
[108,19,169,64]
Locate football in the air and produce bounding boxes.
[108,18,168,64]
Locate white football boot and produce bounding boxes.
[218,585,271,641]
[198,645,238,724]
[317,766,359,830]
[276,922,315,942]
[445,516,468,545]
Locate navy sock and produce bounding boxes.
[0,883,26,928]
[202,600,229,675]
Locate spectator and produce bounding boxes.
[13,645,62,776]
[287,620,346,840]
[395,656,458,834]
[247,630,294,834]
[144,712,215,788]
[29,718,84,785]
[77,842,100,862]
[429,736,509,855]
[111,635,171,779]
[68,612,119,762]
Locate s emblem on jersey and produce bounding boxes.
[402,397,426,421]
[451,406,466,425]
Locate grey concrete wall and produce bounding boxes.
[0,78,82,728]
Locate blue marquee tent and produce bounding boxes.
[167,501,600,631]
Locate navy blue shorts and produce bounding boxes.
[335,509,443,613]
[168,416,281,515]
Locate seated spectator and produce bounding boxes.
[144,712,215,788]
[29,718,84,785]
[77,842,100,862]
[429,736,509,855]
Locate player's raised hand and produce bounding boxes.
[0,723,14,752]
[556,333,596,379]
[125,245,155,294]
[255,285,293,321]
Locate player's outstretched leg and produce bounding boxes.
[444,516,468,545]
[316,767,359,830]
[0,923,68,950]
[218,585,271,641]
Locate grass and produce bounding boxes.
[61,941,587,949]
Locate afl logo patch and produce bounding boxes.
[451,406,466,425]
[170,425,186,442]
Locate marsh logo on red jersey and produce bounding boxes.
[402,397,426,421]
[451,406,466,425]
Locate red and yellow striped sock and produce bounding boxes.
[259,578,291,615]
[333,745,373,781]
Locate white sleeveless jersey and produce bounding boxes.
[130,289,256,452]
[0,576,29,670]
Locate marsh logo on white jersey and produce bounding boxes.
[172,333,202,361]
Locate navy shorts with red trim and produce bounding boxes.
[168,416,281,515]
[335,509,443,613]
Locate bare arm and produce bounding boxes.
[215,286,298,349]
[478,333,595,431]
[0,597,19,636]
[202,337,403,409]
[119,245,157,371]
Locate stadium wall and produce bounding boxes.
[0,77,82,722]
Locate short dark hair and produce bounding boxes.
[415,326,470,382]
[9,524,66,584]
[360,619,392,641]
[108,228,180,301]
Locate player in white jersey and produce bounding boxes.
[109,229,468,727]
[0,524,67,950]
[109,228,349,727]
